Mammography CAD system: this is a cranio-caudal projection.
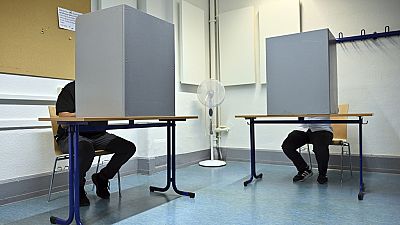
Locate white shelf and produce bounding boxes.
[0,94,56,101]
[0,119,50,129]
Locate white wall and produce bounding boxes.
[0,73,148,181]
[179,0,207,85]
[301,0,400,156]
[2,0,398,183]
[0,75,69,180]
[174,0,210,153]
[100,0,137,9]
[220,0,400,157]
[139,0,173,23]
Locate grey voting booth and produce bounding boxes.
[75,5,175,117]
[266,28,338,115]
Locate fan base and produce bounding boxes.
[199,160,226,167]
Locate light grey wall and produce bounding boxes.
[2,0,398,186]
[138,0,173,23]
[219,0,400,157]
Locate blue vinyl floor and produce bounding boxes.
[1,161,399,225]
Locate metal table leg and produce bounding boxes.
[358,117,365,200]
[150,120,195,198]
[244,119,263,186]
[73,125,83,224]
[149,121,172,193]
[50,125,76,224]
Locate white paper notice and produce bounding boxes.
[58,7,82,31]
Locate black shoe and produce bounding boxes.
[79,186,90,207]
[293,168,313,182]
[317,174,328,184]
[92,173,110,199]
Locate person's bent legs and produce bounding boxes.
[309,130,333,184]
[91,134,136,199]
[101,136,136,179]
[282,130,313,182]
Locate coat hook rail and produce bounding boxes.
[336,26,400,43]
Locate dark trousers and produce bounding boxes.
[58,133,136,186]
[282,129,333,176]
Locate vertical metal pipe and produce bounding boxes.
[214,0,223,158]
[215,0,220,82]
[208,0,212,79]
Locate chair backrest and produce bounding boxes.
[48,106,64,156]
[331,104,349,140]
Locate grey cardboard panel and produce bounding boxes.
[124,7,175,116]
[266,29,338,115]
[76,6,125,117]
[75,5,175,117]
[328,30,339,113]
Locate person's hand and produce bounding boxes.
[58,112,76,128]
[58,112,76,117]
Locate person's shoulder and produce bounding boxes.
[63,81,75,91]
[66,81,75,88]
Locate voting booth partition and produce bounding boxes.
[75,5,175,117]
[266,29,338,115]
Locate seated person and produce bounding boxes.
[281,117,333,184]
[55,81,136,206]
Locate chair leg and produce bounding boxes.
[307,144,312,170]
[92,155,102,191]
[340,145,344,183]
[48,157,59,202]
[348,143,353,177]
[117,171,121,198]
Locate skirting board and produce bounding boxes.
[2,147,398,205]
[0,149,209,206]
[222,147,400,174]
